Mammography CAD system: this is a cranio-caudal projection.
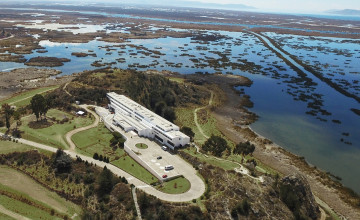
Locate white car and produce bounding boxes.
[165,165,174,170]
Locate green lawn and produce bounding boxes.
[112,157,158,185]
[168,77,185,84]
[0,195,62,220]
[0,140,34,154]
[0,212,14,220]
[135,143,148,149]
[175,107,206,144]
[0,140,54,156]
[72,124,158,184]
[0,166,82,218]
[0,86,59,108]
[19,109,94,149]
[182,147,239,171]
[72,123,117,158]
[156,176,191,194]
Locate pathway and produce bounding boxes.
[194,143,264,183]
[0,35,14,41]
[8,87,57,106]
[62,82,72,97]
[0,204,30,220]
[0,132,205,202]
[192,90,263,182]
[194,91,213,139]
[65,105,100,151]
[132,187,142,220]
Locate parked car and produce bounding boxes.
[157,156,162,160]
[162,174,168,178]
[162,145,167,151]
[165,165,174,170]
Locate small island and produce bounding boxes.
[25,56,71,67]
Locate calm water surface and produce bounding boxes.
[1,30,359,193]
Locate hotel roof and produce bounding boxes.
[107,92,179,132]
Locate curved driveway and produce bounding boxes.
[65,105,99,151]
[1,113,205,202]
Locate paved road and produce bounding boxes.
[1,132,205,202]
[65,105,100,151]
[101,111,206,201]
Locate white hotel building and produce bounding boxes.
[107,92,190,149]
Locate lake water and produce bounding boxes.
[1,27,359,193]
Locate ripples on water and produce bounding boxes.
[1,23,359,192]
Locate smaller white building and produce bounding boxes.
[107,92,190,149]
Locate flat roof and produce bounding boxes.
[108,92,179,132]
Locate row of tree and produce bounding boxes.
[93,153,110,163]
[110,132,126,148]
[202,135,255,162]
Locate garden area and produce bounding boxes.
[72,124,158,185]
[155,176,191,194]
[19,108,94,149]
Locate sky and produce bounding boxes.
[180,0,360,13]
[5,0,360,14]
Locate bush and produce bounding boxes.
[84,174,95,184]
[180,126,195,141]
[233,199,251,216]
[52,149,72,173]
[202,135,228,157]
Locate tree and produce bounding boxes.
[233,141,255,163]
[202,135,228,157]
[163,106,176,122]
[93,153,99,160]
[110,132,125,148]
[31,94,47,121]
[13,111,21,129]
[232,199,251,216]
[1,104,14,131]
[97,166,115,197]
[52,149,72,173]
[180,126,195,141]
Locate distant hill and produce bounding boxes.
[168,1,256,10]
[95,0,256,11]
[326,9,360,16]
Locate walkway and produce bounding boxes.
[0,130,205,202]
[62,82,72,97]
[0,204,30,220]
[7,87,57,106]
[192,90,263,182]
[132,187,142,220]
[194,91,214,139]
[65,105,100,151]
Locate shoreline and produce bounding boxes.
[244,121,360,219]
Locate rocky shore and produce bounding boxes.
[0,68,73,100]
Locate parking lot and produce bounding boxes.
[125,132,182,179]
[98,107,191,181]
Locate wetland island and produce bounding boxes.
[0,0,360,219]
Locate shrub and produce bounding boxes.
[52,149,72,173]
[202,135,228,157]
